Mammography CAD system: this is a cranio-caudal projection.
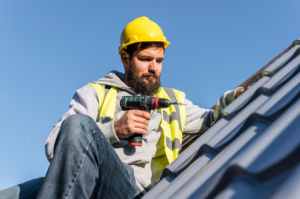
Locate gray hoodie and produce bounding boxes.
[45,70,238,191]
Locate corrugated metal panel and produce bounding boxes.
[143,38,300,199]
[181,38,300,151]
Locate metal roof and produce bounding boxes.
[143,38,300,199]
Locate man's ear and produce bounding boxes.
[120,50,129,68]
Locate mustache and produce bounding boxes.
[142,72,159,78]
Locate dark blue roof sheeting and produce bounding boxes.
[143,38,300,199]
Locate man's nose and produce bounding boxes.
[149,60,157,71]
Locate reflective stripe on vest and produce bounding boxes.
[155,87,186,163]
[87,83,185,163]
[87,83,117,121]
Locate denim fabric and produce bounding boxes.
[0,177,44,199]
[0,114,140,199]
[38,114,140,199]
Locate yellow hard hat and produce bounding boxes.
[119,16,170,54]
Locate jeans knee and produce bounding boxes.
[64,114,94,127]
[57,114,96,147]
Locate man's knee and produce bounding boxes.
[63,114,95,128]
[61,114,97,135]
[55,114,97,149]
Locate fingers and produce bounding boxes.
[132,110,151,120]
[247,83,254,89]
[235,87,245,98]
[133,116,149,126]
[133,123,148,131]
[114,110,150,139]
[131,127,147,135]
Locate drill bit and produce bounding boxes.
[170,101,186,106]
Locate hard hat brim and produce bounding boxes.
[119,38,170,54]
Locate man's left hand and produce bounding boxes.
[235,88,245,98]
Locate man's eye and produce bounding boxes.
[139,58,151,61]
[157,60,163,63]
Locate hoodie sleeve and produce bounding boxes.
[45,85,120,162]
[183,87,242,135]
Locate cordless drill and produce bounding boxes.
[120,96,184,146]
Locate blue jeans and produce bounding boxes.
[0,114,141,199]
[0,178,44,199]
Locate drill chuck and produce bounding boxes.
[154,98,171,109]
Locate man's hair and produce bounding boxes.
[124,42,165,60]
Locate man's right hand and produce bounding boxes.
[114,110,151,139]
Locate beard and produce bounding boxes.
[127,65,161,96]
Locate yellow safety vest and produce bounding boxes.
[87,83,186,163]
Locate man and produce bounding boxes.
[0,16,244,199]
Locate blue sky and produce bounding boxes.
[0,0,299,189]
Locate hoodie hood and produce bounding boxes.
[96,70,136,94]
